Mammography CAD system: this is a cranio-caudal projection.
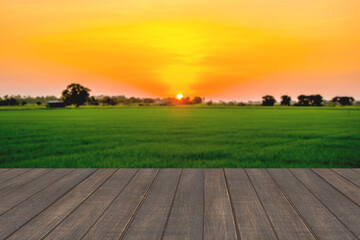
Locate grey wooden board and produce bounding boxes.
[313,169,360,206]
[162,169,204,240]
[290,169,360,237]
[268,169,356,240]
[0,168,29,184]
[224,169,277,240]
[83,169,159,239]
[122,169,182,240]
[7,169,116,240]
[246,169,315,240]
[43,169,137,240]
[353,169,360,174]
[332,169,360,187]
[1,168,359,240]
[0,168,49,197]
[0,169,94,239]
[0,169,72,215]
[0,169,9,174]
[204,169,238,240]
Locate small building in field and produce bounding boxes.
[47,101,65,108]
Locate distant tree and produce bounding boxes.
[21,101,27,106]
[206,100,213,106]
[178,96,191,104]
[36,101,42,106]
[143,98,155,104]
[99,96,118,106]
[296,94,323,106]
[297,95,310,106]
[62,83,90,107]
[309,94,323,106]
[87,96,99,105]
[332,96,355,106]
[280,95,291,106]
[262,95,276,106]
[191,96,203,104]
[0,96,18,106]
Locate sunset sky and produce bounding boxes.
[1,0,360,101]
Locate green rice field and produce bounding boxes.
[1,106,359,168]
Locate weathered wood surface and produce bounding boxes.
[0,168,358,240]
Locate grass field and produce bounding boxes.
[1,106,359,168]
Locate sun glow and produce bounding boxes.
[176,93,184,100]
[1,0,360,99]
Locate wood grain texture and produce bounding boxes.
[163,169,204,240]
[204,169,238,240]
[353,169,360,174]
[1,168,359,239]
[122,169,182,240]
[332,169,360,187]
[83,169,159,240]
[0,168,29,184]
[224,169,277,240]
[43,169,137,240]
[0,169,72,215]
[0,169,94,239]
[0,168,49,197]
[313,169,360,206]
[290,169,360,237]
[268,169,356,240]
[7,169,116,240]
[0,169,10,174]
[246,169,315,240]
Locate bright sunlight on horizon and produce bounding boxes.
[1,0,360,100]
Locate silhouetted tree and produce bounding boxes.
[297,95,310,106]
[296,94,323,106]
[309,94,323,106]
[191,96,203,104]
[21,101,27,106]
[281,95,291,106]
[262,95,276,106]
[62,83,90,107]
[332,96,355,106]
[87,96,99,105]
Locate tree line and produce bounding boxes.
[0,95,58,106]
[0,83,357,107]
[262,95,356,106]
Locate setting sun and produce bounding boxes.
[176,93,184,100]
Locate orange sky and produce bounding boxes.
[1,0,360,100]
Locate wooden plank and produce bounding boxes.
[0,169,29,184]
[290,169,360,237]
[0,169,71,215]
[204,169,238,240]
[0,169,95,239]
[332,169,360,188]
[313,169,360,206]
[268,169,356,240]
[0,169,50,197]
[0,169,10,174]
[7,169,116,240]
[162,169,204,240]
[246,169,315,240]
[43,169,137,240]
[224,169,277,240]
[353,169,360,174]
[83,169,159,239]
[121,169,182,240]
